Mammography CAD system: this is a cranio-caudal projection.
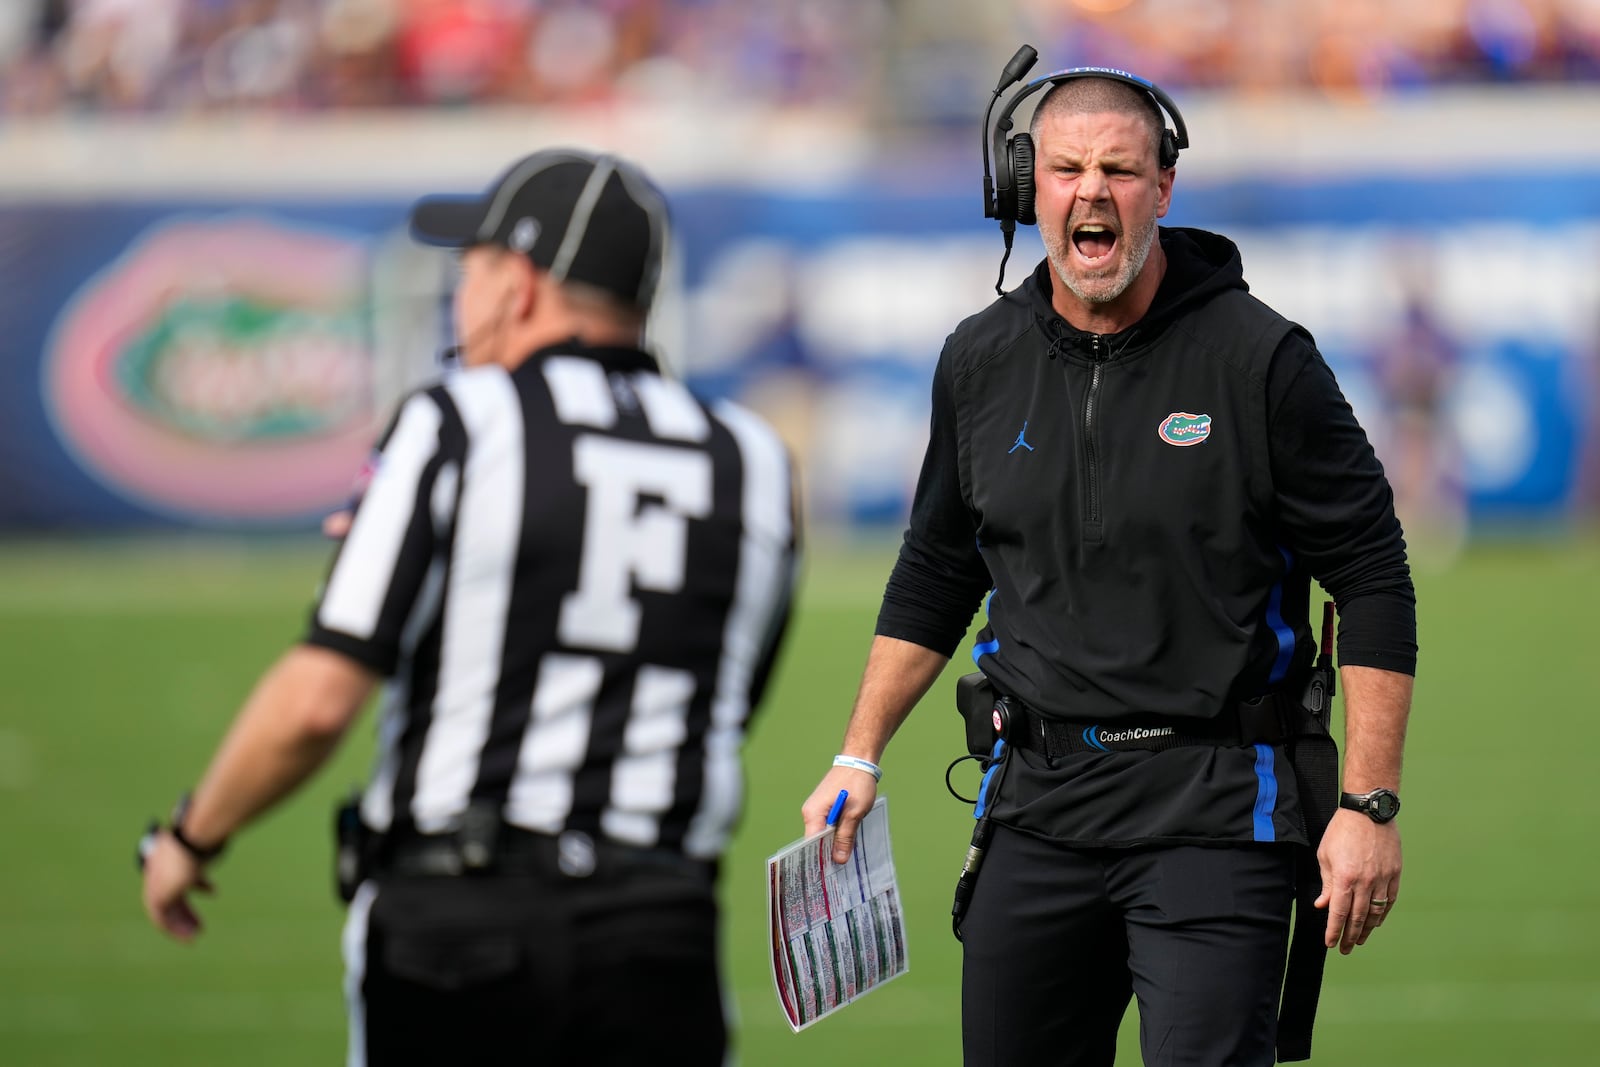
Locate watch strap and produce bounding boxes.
[1339,788,1399,822]
[169,792,228,863]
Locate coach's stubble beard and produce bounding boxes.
[1042,205,1160,306]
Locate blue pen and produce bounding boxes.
[826,789,848,827]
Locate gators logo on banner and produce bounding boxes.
[41,216,378,521]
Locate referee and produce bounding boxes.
[139,148,800,1066]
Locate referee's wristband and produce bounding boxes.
[832,754,882,781]
[168,792,228,864]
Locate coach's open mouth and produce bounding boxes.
[1072,223,1117,264]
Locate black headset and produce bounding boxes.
[980,46,1190,292]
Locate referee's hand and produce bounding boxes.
[322,508,354,540]
[141,831,217,942]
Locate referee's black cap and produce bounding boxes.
[409,148,669,309]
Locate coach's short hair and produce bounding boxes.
[1029,78,1167,166]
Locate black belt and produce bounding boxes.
[376,824,714,883]
[1004,695,1287,758]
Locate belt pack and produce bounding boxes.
[955,672,1288,760]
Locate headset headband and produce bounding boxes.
[989,65,1189,210]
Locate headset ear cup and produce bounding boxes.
[995,137,1016,222]
[1011,133,1036,226]
[1160,130,1178,169]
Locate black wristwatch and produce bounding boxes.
[1339,787,1401,824]
[137,792,229,871]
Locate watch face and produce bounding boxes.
[1371,791,1400,821]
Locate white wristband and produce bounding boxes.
[832,754,882,781]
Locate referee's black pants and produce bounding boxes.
[962,824,1295,1067]
[342,865,725,1066]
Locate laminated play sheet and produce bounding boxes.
[767,796,908,1032]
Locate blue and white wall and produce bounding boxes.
[2,94,1595,533]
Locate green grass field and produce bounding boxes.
[2,534,1597,1065]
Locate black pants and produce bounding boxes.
[342,866,725,1066]
[962,825,1295,1067]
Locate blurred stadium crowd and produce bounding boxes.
[2,0,1598,120]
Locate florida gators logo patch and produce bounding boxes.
[1158,412,1212,446]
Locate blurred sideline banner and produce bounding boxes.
[2,169,1595,532]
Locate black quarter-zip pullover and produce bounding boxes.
[875,227,1416,844]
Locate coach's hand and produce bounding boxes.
[802,767,879,864]
[1315,810,1402,954]
[141,831,217,942]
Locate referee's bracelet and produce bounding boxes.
[832,754,882,781]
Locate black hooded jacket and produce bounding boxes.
[876,226,1416,844]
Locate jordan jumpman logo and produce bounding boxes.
[1009,420,1035,454]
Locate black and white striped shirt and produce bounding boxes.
[306,341,798,860]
